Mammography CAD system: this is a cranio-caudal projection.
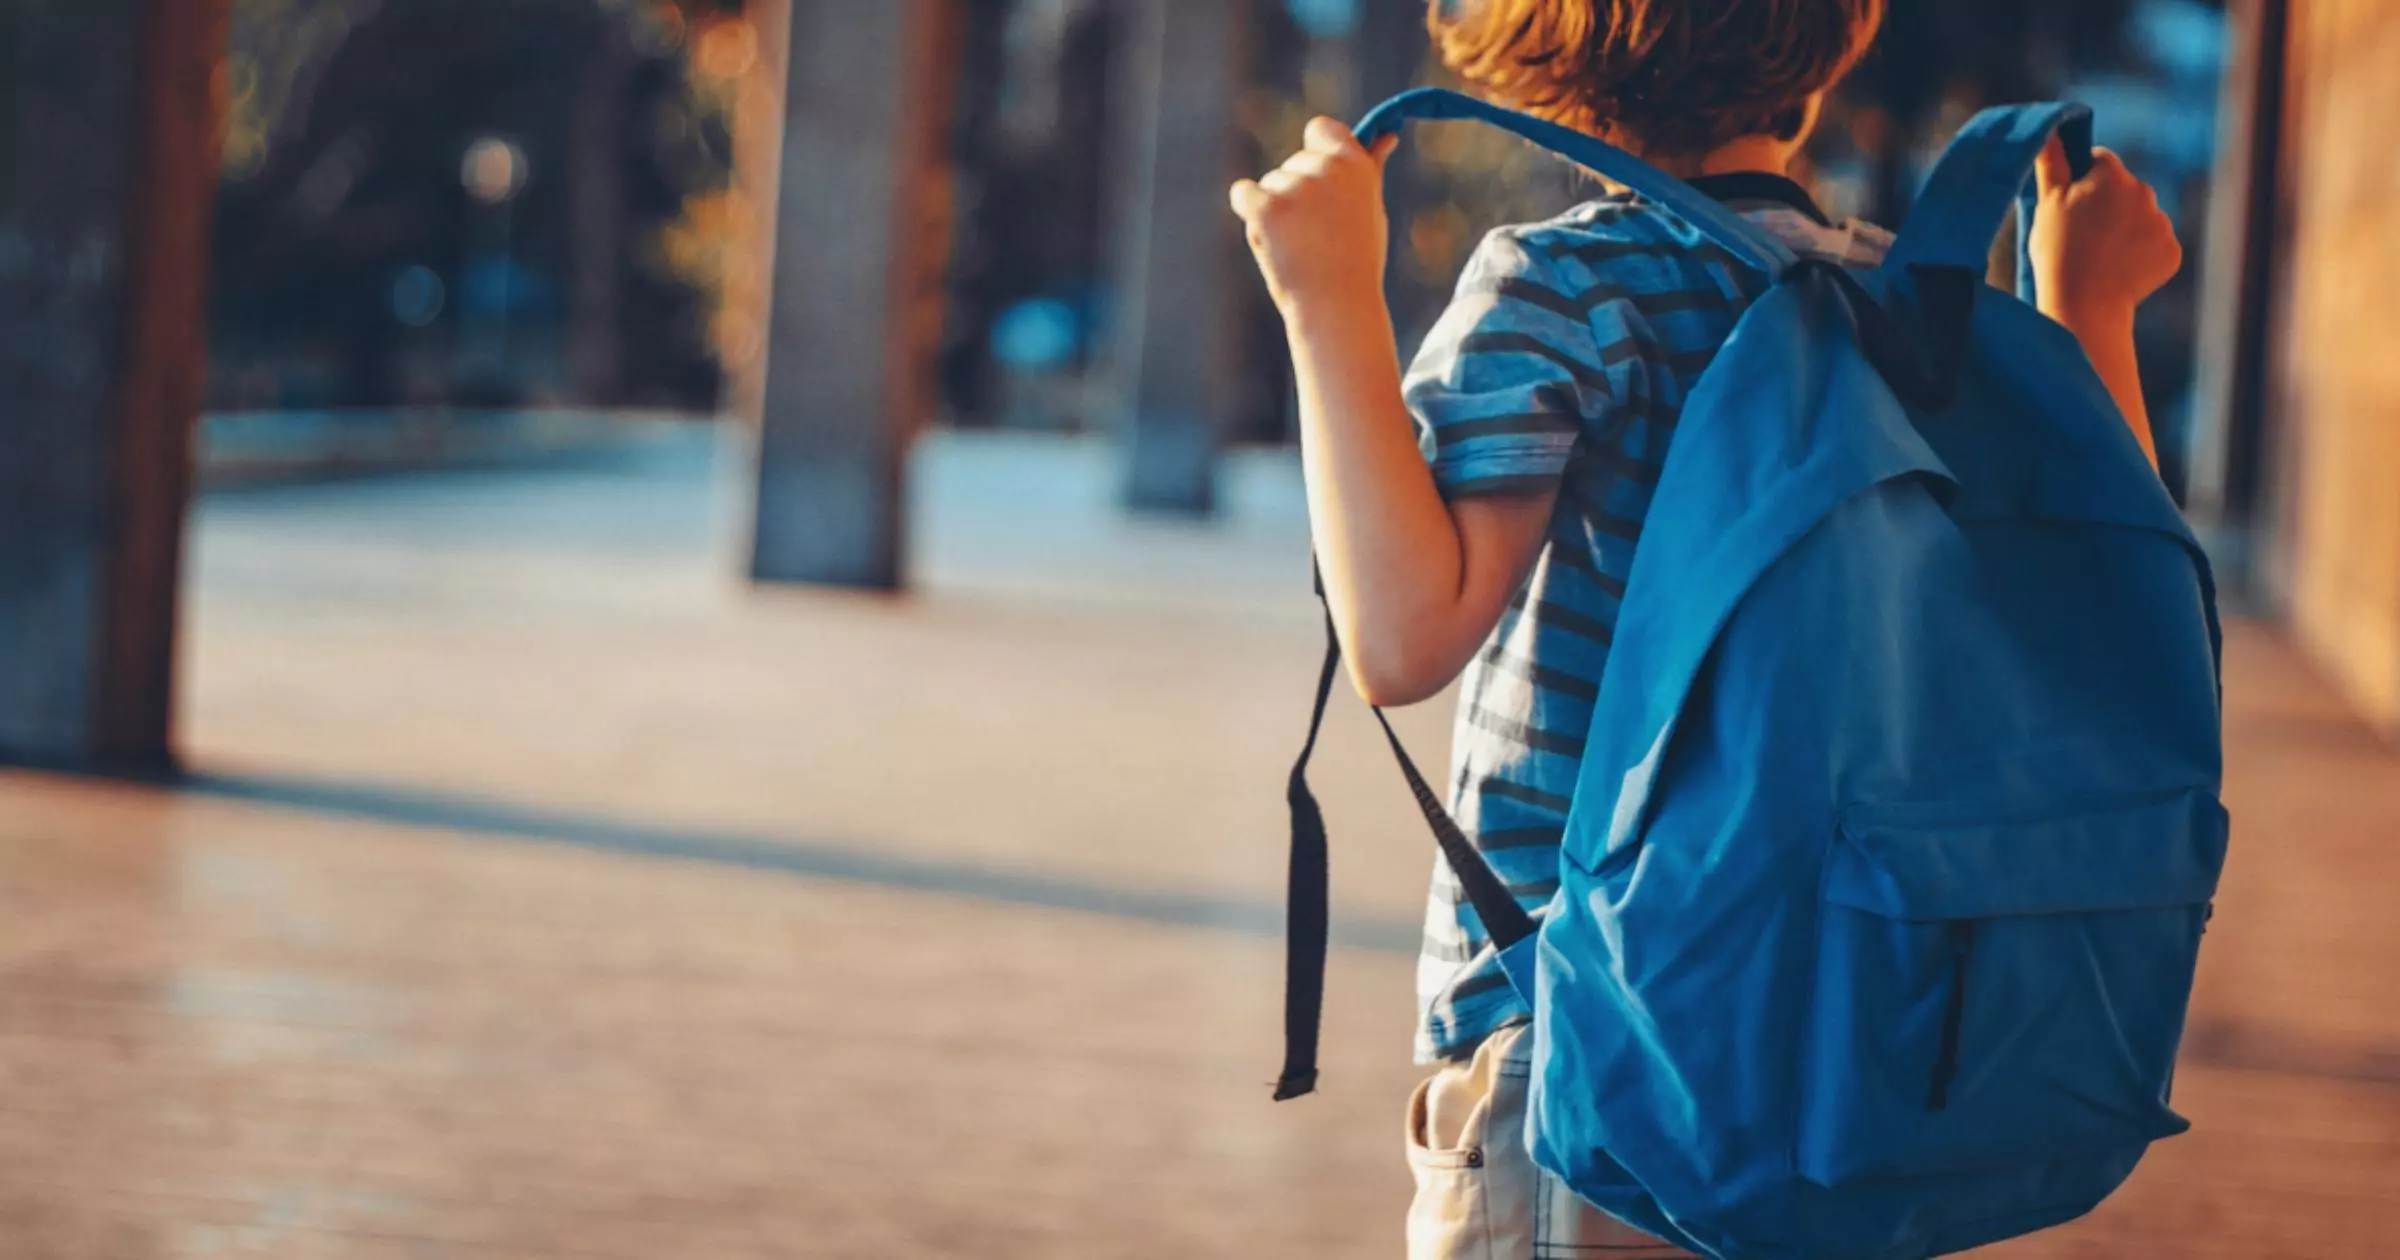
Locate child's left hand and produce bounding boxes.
[1230,118,1398,323]
[2029,137,2183,325]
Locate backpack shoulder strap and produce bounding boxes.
[1882,102,2095,305]
[1355,87,1799,279]
[1275,568,1537,1102]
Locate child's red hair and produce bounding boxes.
[1429,0,1885,159]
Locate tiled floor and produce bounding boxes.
[2,429,2396,1257]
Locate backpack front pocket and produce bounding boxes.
[1796,788,2228,1187]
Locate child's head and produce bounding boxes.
[1428,0,1884,166]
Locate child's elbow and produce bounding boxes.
[1344,639,1457,709]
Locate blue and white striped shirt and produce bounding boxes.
[1408,176,1892,1062]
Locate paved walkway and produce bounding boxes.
[2,427,2396,1257]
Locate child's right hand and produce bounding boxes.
[1229,118,1399,324]
[2028,137,2183,326]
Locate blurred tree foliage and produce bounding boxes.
[211,0,745,411]
[209,0,2217,445]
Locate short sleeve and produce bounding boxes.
[1403,227,1618,497]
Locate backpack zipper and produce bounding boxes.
[1925,919,1979,1111]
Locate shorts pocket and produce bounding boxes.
[1406,1065,1493,1259]
[1798,787,2227,1186]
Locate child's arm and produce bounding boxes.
[1231,119,1554,706]
[2030,139,2184,469]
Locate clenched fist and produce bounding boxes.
[1229,116,1399,322]
[2029,137,2183,326]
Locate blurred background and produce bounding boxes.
[1,0,2395,1255]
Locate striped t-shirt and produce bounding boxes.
[1408,174,1892,1063]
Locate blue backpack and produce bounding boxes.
[1277,89,2228,1260]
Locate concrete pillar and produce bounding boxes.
[1353,0,1427,112]
[566,16,635,406]
[2265,0,2400,736]
[0,0,231,772]
[750,0,962,588]
[1353,0,1433,345]
[2186,0,2292,568]
[1109,0,1247,514]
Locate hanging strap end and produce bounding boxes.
[1272,1069,1320,1102]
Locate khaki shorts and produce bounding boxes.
[1406,1024,1693,1259]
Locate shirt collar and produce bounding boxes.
[1683,171,1834,227]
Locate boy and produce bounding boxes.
[1228,1,2184,1256]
